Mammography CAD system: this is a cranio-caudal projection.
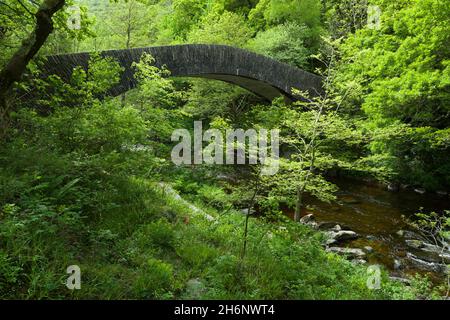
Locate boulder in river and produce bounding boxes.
[421,242,448,254]
[300,213,315,224]
[387,182,399,192]
[405,239,424,249]
[439,253,450,264]
[364,246,374,253]
[389,276,411,285]
[317,221,350,231]
[406,252,447,273]
[326,230,359,245]
[331,224,342,232]
[396,230,405,237]
[351,259,367,265]
[299,213,319,229]
[326,247,366,259]
[414,188,426,195]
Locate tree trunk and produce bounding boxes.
[0,0,66,139]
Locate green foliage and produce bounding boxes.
[2,0,449,300]
[334,0,450,189]
[247,22,312,68]
[187,11,253,47]
[132,257,174,298]
[323,0,368,38]
[32,53,123,110]
[249,0,322,35]
[163,0,209,41]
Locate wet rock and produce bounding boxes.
[317,222,350,231]
[299,213,319,229]
[414,188,426,195]
[326,230,359,245]
[389,276,411,285]
[366,235,377,241]
[405,240,450,264]
[402,230,421,239]
[393,259,402,270]
[364,246,374,253]
[331,224,342,232]
[439,253,450,264]
[420,242,443,254]
[351,259,367,265]
[436,190,447,196]
[326,247,366,259]
[405,239,424,249]
[406,253,447,273]
[387,182,399,192]
[300,213,315,224]
[396,230,405,237]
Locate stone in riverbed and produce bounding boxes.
[387,183,399,192]
[414,188,426,195]
[299,213,315,224]
[351,259,367,265]
[326,230,359,245]
[439,253,450,264]
[317,221,350,230]
[364,246,374,253]
[405,239,424,249]
[393,259,402,270]
[421,242,449,254]
[299,213,319,229]
[326,247,366,259]
[406,252,448,273]
[389,276,411,285]
[331,224,342,232]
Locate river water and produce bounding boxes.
[285,178,450,283]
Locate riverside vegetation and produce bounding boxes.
[0,0,449,299]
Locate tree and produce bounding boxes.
[335,0,450,190]
[256,43,362,222]
[187,10,252,47]
[323,0,368,39]
[247,22,312,69]
[0,0,66,139]
[107,0,149,49]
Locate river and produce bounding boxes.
[284,178,450,284]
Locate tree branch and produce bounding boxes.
[0,0,66,138]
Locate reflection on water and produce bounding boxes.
[285,178,450,282]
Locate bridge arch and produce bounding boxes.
[43,44,323,102]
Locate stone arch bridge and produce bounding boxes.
[42,44,323,101]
